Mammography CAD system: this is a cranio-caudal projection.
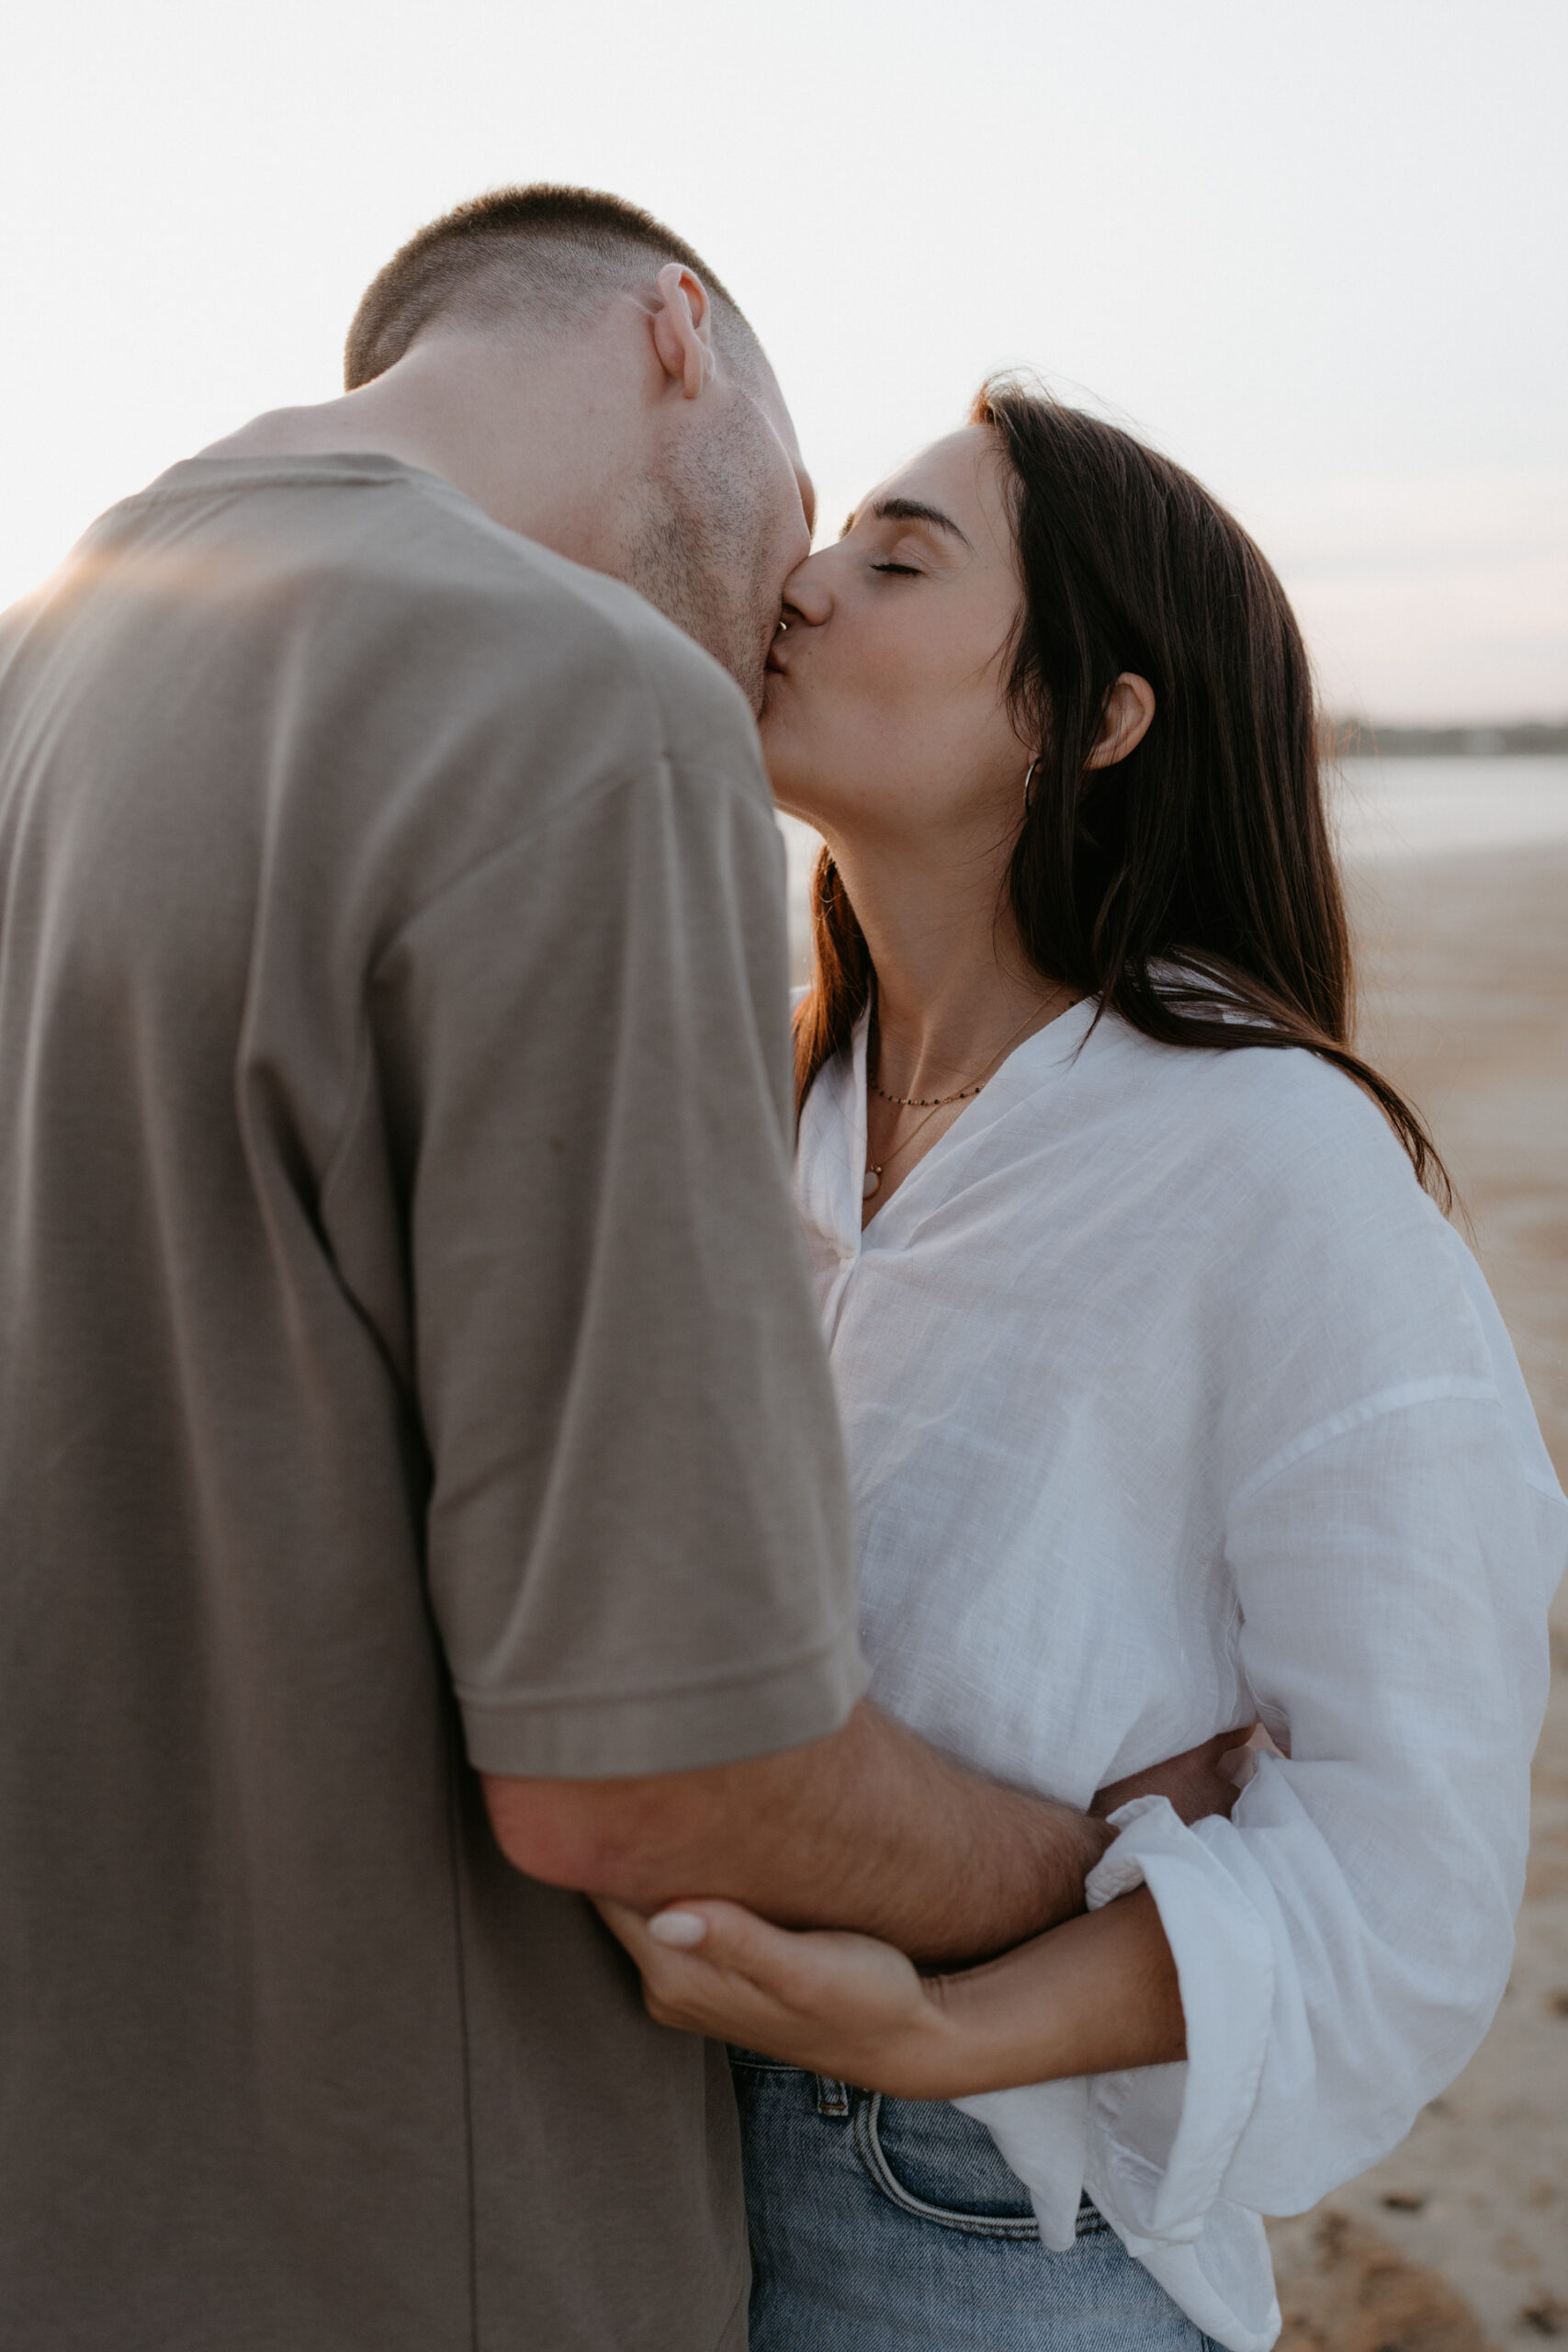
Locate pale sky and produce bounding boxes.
[3,0,1563,719]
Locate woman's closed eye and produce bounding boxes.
[870,561,923,578]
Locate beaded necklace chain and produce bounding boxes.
[868,1073,987,1110]
[863,1000,1062,1202]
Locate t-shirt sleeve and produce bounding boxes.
[373,751,864,1778]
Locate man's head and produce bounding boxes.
[344,187,813,705]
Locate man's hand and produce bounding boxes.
[483,1707,1260,1971]
[1093,1722,1259,1826]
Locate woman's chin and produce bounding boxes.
[757,698,794,778]
[758,707,837,831]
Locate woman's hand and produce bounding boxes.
[595,1896,966,2099]
[600,1881,1189,2098]
[594,1728,1256,2098]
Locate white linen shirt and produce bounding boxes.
[795,998,1566,2352]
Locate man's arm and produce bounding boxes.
[485,1700,1105,1966]
[484,1702,1250,1967]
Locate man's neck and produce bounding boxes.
[197,330,642,575]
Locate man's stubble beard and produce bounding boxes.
[626,509,768,708]
[624,405,781,712]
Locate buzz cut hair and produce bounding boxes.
[344,183,762,392]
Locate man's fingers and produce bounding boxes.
[1092,1721,1259,1823]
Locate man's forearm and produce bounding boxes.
[485,1701,1110,1965]
[690,1701,1113,1964]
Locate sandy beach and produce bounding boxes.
[1269,841,1568,2348]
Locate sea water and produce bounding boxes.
[781,757,1568,967]
[1335,755,1568,861]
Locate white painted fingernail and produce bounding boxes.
[649,1910,708,1949]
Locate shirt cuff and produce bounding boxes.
[1084,1794,1276,2244]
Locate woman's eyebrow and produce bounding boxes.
[870,496,974,548]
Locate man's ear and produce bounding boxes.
[649,261,717,401]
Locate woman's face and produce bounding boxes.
[760,426,1030,851]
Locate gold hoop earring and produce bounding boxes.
[1022,757,1041,811]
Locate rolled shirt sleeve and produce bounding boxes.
[963,1374,1564,2352]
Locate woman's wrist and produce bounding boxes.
[848,1973,1004,2102]
[839,1943,1075,2102]
[912,1939,1071,2098]
[883,1889,1186,2102]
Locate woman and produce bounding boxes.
[603,385,1566,2352]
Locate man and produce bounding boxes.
[0,187,1229,2349]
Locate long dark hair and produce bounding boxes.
[794,379,1450,1207]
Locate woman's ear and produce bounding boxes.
[1085,673,1156,771]
[649,262,717,401]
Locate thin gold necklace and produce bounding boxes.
[862,1098,951,1201]
[868,1072,987,1110]
[863,1000,1059,1203]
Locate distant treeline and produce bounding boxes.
[1332,718,1568,759]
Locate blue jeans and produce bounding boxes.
[731,2052,1221,2352]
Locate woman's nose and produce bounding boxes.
[779,547,834,628]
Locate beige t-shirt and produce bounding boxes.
[0,455,862,2350]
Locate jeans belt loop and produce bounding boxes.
[814,2074,851,2119]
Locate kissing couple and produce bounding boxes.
[0,184,1561,2352]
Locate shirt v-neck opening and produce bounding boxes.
[855,994,1098,1241]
